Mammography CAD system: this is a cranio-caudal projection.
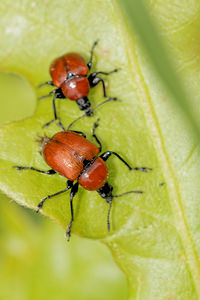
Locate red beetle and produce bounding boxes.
[39,41,118,130]
[13,121,151,240]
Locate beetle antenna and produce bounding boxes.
[38,81,54,88]
[112,190,144,198]
[67,113,86,131]
[107,200,112,232]
[92,97,120,113]
[106,191,143,231]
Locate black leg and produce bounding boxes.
[91,69,118,77]
[39,87,65,101]
[68,130,86,138]
[100,152,152,172]
[92,119,102,152]
[38,81,54,88]
[38,89,57,100]
[57,120,66,131]
[13,166,56,175]
[88,69,118,98]
[88,75,107,97]
[66,182,79,241]
[43,91,66,130]
[37,180,74,212]
[87,40,99,70]
[53,93,58,119]
[42,94,58,127]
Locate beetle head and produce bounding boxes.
[35,134,51,154]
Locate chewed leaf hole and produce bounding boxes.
[0,72,36,126]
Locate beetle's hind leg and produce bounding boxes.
[66,182,79,241]
[37,180,73,212]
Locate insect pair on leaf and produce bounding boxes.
[13,41,152,240]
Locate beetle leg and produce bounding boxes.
[57,120,66,131]
[93,69,118,76]
[42,94,58,127]
[66,182,79,241]
[43,91,66,130]
[91,118,102,152]
[88,69,118,97]
[68,130,86,138]
[88,75,107,97]
[38,89,57,100]
[13,166,56,174]
[87,40,99,70]
[100,152,152,172]
[37,180,74,212]
[38,81,54,88]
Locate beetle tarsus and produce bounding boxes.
[92,119,102,152]
[66,221,72,241]
[13,166,24,171]
[130,167,152,172]
[38,81,54,88]
[92,118,100,133]
[57,120,66,131]
[42,119,55,128]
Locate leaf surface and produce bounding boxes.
[1,0,200,299]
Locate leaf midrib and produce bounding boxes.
[112,0,200,296]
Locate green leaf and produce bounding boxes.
[1,0,200,299]
[118,0,200,139]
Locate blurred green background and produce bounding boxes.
[0,72,128,300]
